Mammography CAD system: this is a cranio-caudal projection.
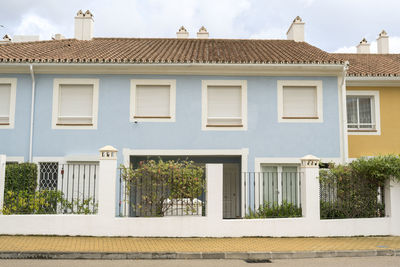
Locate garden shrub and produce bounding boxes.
[246,201,302,219]
[319,155,400,219]
[1,190,97,215]
[121,159,205,216]
[5,163,37,193]
[2,162,97,215]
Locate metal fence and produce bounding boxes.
[243,172,303,218]
[3,163,99,215]
[118,168,206,217]
[320,175,385,219]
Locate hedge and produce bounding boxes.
[5,163,38,193]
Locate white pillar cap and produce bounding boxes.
[99,145,118,160]
[301,154,320,167]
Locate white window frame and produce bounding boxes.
[254,158,302,209]
[52,78,99,130]
[130,79,176,122]
[346,90,381,135]
[277,80,323,123]
[201,80,248,131]
[0,78,17,129]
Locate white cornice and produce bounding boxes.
[0,63,344,76]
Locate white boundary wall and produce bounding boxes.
[0,147,399,237]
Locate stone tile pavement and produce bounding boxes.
[0,235,400,252]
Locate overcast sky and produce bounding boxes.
[1,0,400,53]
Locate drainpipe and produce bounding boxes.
[341,61,349,163]
[29,64,35,162]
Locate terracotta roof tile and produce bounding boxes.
[0,38,341,65]
[332,53,400,77]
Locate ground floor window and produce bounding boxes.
[38,162,59,190]
[260,165,300,207]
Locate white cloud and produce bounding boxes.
[333,46,356,53]
[94,0,251,38]
[14,14,61,40]
[300,0,316,6]
[333,36,400,53]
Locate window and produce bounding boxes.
[346,91,380,135]
[202,80,247,130]
[38,162,59,190]
[52,79,99,129]
[130,80,176,122]
[277,80,323,123]
[260,165,300,206]
[0,78,17,129]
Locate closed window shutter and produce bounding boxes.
[58,84,93,125]
[0,84,11,124]
[283,86,317,118]
[135,85,170,117]
[207,86,242,126]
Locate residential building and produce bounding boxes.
[334,32,400,159]
[0,12,346,218]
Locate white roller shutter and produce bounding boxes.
[282,86,317,118]
[0,84,11,124]
[58,84,93,125]
[135,85,170,117]
[207,86,242,126]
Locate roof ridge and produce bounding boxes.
[93,37,294,41]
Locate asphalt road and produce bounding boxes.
[0,257,399,266]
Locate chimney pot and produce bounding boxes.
[286,16,305,42]
[53,34,65,40]
[377,30,389,54]
[74,9,94,40]
[176,26,189,38]
[2,34,11,42]
[197,26,209,39]
[76,10,84,17]
[356,38,370,54]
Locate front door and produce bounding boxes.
[223,163,240,219]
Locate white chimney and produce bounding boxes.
[197,26,209,39]
[176,26,189,38]
[357,38,370,54]
[286,16,305,42]
[377,30,389,54]
[53,34,65,40]
[74,10,94,40]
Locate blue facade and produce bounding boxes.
[0,73,341,170]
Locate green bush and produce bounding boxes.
[121,160,205,216]
[319,155,398,219]
[320,200,385,219]
[246,201,302,219]
[5,163,38,193]
[1,190,97,215]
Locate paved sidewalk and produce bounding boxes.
[0,236,399,259]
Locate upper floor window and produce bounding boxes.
[130,79,176,122]
[277,80,323,123]
[0,78,17,129]
[52,79,99,129]
[346,91,380,135]
[202,80,247,130]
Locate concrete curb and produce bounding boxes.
[0,249,399,260]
